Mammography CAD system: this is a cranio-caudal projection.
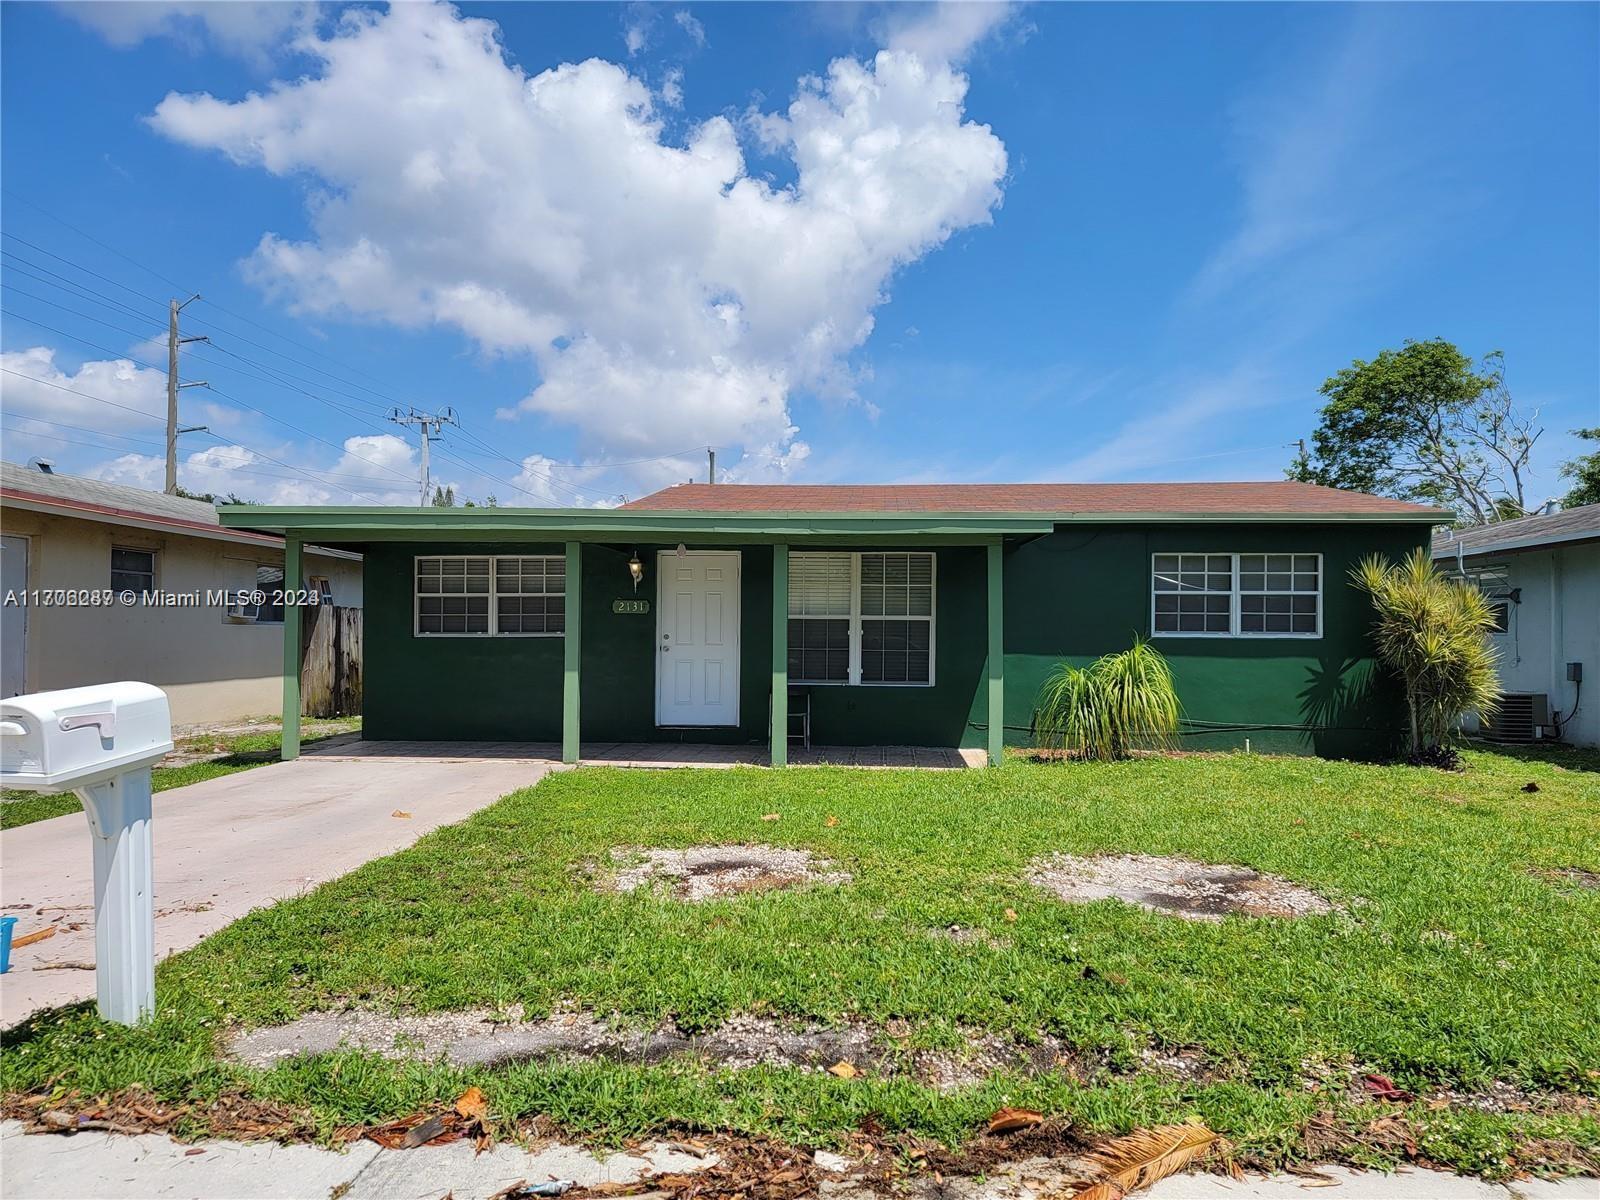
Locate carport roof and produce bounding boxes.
[219,486,1445,544]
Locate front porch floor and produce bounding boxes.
[302,736,982,769]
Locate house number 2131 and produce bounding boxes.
[612,599,650,614]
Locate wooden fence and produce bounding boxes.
[300,604,362,717]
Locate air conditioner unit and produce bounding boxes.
[222,599,260,624]
[1482,692,1549,743]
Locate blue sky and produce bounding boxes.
[1,1,1595,507]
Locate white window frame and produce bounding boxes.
[1150,552,1323,640]
[788,551,937,687]
[413,554,566,638]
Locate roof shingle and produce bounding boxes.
[1432,503,1600,558]
[622,482,1443,517]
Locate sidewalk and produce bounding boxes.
[1,1122,1589,1200]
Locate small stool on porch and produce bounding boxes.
[772,685,812,751]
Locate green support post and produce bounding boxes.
[563,541,582,764]
[987,539,1004,767]
[281,533,302,761]
[771,543,788,767]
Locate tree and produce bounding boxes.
[430,484,457,507]
[1289,340,1544,525]
[1352,550,1500,768]
[174,484,254,505]
[1559,428,1600,509]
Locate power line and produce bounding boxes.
[0,367,390,503]
[2,307,443,493]
[0,415,421,488]
[2,212,752,498]
[1,232,168,306]
[2,188,189,292]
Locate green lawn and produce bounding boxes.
[3,747,1596,1177]
[0,718,359,830]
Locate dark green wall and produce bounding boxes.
[1000,523,1428,757]
[364,542,566,741]
[363,542,775,744]
[362,522,1427,758]
[801,545,988,747]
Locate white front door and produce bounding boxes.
[1,535,29,697]
[656,550,740,727]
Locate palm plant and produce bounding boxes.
[1032,639,1181,761]
[1352,549,1501,763]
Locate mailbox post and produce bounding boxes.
[0,683,173,1025]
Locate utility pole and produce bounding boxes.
[708,447,716,485]
[165,295,210,495]
[388,407,458,506]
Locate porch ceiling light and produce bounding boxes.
[628,551,644,593]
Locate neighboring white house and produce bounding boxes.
[1434,504,1599,748]
[0,461,362,724]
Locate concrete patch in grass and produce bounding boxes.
[1028,853,1335,921]
[226,1008,1068,1091]
[592,844,851,901]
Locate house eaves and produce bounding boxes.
[3,488,362,561]
[217,504,1446,544]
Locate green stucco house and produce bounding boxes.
[220,481,1443,765]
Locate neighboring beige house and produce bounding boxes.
[1435,504,1599,749]
[0,461,362,724]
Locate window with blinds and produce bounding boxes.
[787,551,936,685]
[788,553,852,683]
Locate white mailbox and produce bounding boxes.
[1,683,173,1026]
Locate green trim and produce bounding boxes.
[218,507,1054,539]
[986,539,1003,767]
[281,534,302,761]
[771,543,788,767]
[563,541,582,764]
[217,505,1446,543]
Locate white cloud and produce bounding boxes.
[1,345,167,430]
[84,433,431,506]
[58,1,320,61]
[146,0,1007,488]
[622,3,653,56]
[673,9,706,48]
[878,2,1019,66]
[660,65,684,108]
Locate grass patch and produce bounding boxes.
[0,719,359,830]
[4,747,1596,1176]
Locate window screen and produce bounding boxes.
[415,556,564,636]
[415,557,491,635]
[1238,554,1319,635]
[494,555,565,635]
[255,564,286,624]
[111,547,155,596]
[1152,554,1232,634]
[1152,553,1322,637]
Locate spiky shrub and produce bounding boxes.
[1352,549,1501,765]
[1032,640,1181,761]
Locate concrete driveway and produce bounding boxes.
[1,754,552,1024]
